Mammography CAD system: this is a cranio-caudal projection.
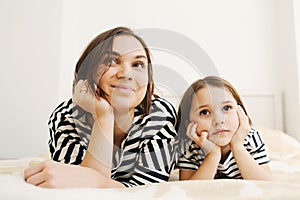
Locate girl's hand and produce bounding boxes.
[230,106,251,147]
[186,122,219,154]
[72,80,113,118]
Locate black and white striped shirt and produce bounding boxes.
[48,97,178,187]
[176,128,270,179]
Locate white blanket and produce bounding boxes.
[1,127,300,199]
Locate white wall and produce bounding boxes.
[1,0,299,158]
[0,0,62,159]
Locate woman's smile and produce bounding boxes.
[112,84,135,95]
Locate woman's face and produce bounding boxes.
[189,86,239,147]
[95,35,148,112]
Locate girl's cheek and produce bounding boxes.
[229,112,239,130]
[196,120,210,133]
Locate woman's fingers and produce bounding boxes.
[24,160,53,186]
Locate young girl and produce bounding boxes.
[176,76,273,180]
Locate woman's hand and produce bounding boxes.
[186,122,219,155]
[24,160,103,188]
[72,79,113,118]
[24,160,125,188]
[230,106,251,148]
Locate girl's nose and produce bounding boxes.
[213,111,225,126]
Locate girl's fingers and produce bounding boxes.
[186,122,196,139]
[200,131,208,139]
[237,105,248,123]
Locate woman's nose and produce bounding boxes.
[116,63,133,80]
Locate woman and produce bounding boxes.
[24,27,178,188]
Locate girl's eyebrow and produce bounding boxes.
[194,100,236,111]
[194,104,208,112]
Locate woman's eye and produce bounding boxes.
[103,57,117,66]
[199,109,210,116]
[223,105,232,111]
[110,58,118,65]
[133,62,144,68]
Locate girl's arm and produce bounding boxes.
[180,146,221,180]
[231,144,273,180]
[180,123,221,180]
[230,106,273,181]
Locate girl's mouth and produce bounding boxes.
[212,130,229,135]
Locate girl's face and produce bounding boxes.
[95,35,148,112]
[189,86,239,147]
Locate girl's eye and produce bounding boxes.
[199,109,210,116]
[223,105,232,112]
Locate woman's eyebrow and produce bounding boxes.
[109,51,121,56]
[135,55,147,59]
[108,51,147,60]
[222,100,235,104]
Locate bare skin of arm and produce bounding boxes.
[180,123,221,180]
[229,106,273,181]
[24,80,125,188]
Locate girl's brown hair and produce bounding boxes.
[176,76,252,137]
[73,26,154,115]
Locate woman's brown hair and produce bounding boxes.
[73,26,154,115]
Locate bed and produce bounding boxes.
[1,92,300,199]
[1,127,300,199]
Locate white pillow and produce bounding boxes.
[256,126,300,160]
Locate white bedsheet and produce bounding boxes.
[1,127,300,199]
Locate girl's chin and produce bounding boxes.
[211,138,231,147]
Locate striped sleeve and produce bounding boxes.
[121,98,178,187]
[48,100,88,164]
[245,128,270,165]
[176,141,204,171]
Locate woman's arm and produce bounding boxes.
[80,115,114,177]
[24,160,125,188]
[72,80,115,177]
